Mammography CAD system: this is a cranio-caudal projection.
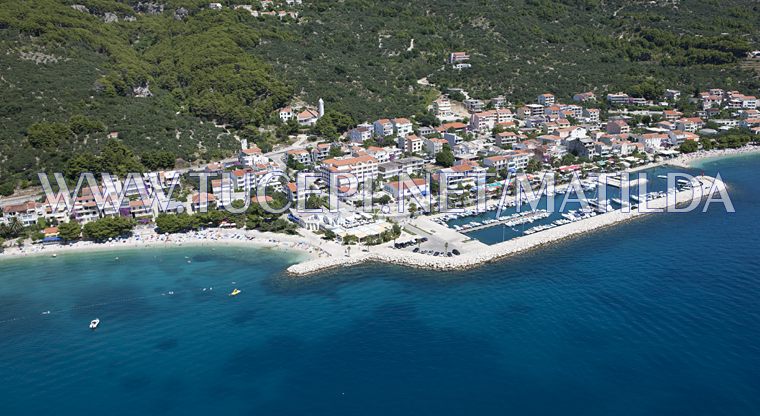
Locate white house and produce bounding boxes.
[424,137,448,156]
[287,148,312,165]
[349,125,374,143]
[538,93,555,107]
[297,108,320,126]
[383,178,429,199]
[392,118,414,137]
[373,119,394,137]
[399,134,423,154]
[239,147,268,167]
[433,97,453,118]
[279,106,294,122]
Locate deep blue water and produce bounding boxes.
[1,155,759,415]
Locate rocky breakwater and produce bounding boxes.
[287,176,725,276]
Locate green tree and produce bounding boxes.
[286,154,306,171]
[82,216,136,241]
[435,144,455,167]
[26,122,73,149]
[156,213,199,234]
[69,115,105,135]
[526,159,541,173]
[343,234,359,245]
[141,150,177,171]
[100,139,145,177]
[58,221,82,242]
[328,145,344,158]
[0,218,23,238]
[0,182,14,196]
[65,153,103,180]
[679,140,699,153]
[560,153,577,166]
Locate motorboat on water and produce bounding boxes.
[90,319,100,330]
[229,289,242,297]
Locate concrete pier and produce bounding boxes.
[287,176,725,276]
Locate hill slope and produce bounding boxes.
[0,0,758,192]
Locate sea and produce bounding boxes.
[1,154,759,415]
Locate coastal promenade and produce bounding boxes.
[287,175,726,276]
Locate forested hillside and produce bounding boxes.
[0,0,758,193]
[268,0,759,117]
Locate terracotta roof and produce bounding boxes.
[241,148,262,155]
[322,155,378,166]
[2,201,36,214]
[192,193,216,204]
[386,178,428,189]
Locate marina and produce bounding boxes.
[288,174,725,275]
[453,210,552,233]
[601,175,648,189]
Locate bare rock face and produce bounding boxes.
[103,12,119,23]
[132,83,153,98]
[174,7,189,21]
[135,2,164,15]
[70,4,89,13]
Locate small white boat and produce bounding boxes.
[90,319,100,330]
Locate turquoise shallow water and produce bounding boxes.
[1,155,760,415]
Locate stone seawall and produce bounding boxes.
[287,176,724,276]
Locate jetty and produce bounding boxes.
[459,210,550,233]
[600,175,648,189]
[287,176,725,276]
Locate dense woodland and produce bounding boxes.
[0,0,758,193]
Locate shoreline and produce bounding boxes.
[665,145,760,169]
[0,150,747,275]
[287,175,726,276]
[0,229,320,263]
